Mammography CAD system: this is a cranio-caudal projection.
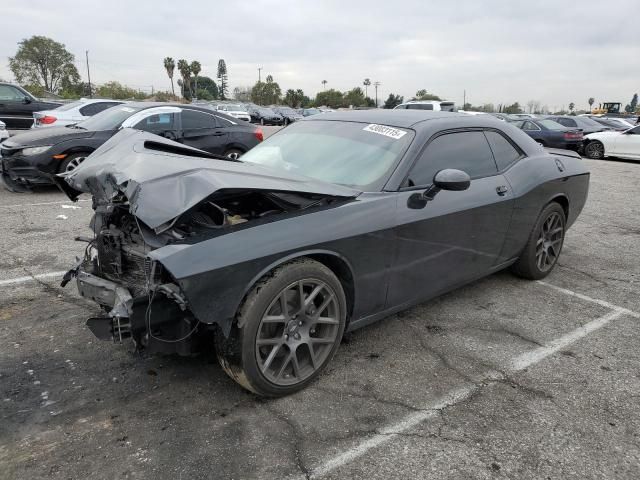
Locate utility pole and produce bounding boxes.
[85,50,92,98]
[374,81,381,108]
[463,89,466,109]
[258,67,262,83]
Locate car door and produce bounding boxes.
[610,126,640,158]
[388,130,514,308]
[132,111,179,140]
[179,109,228,154]
[0,84,34,129]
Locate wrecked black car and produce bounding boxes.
[59,111,589,397]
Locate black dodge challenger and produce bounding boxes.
[58,111,589,397]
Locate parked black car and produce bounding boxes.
[545,115,611,135]
[511,118,583,150]
[58,111,589,397]
[0,83,62,129]
[1,103,263,191]
[272,106,303,125]
[249,107,283,125]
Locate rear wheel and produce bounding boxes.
[585,141,604,159]
[511,202,566,280]
[224,148,244,160]
[59,152,88,173]
[217,258,347,397]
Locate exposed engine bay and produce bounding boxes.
[66,189,344,354]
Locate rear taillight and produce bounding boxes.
[564,132,583,140]
[254,128,264,142]
[39,115,57,125]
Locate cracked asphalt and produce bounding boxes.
[1,155,639,480]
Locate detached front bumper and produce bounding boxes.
[1,155,54,191]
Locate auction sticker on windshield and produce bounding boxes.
[363,124,408,140]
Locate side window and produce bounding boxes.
[215,116,233,127]
[0,85,25,101]
[484,131,523,170]
[79,102,121,117]
[627,126,640,135]
[407,131,498,186]
[181,109,217,130]
[558,118,576,127]
[407,103,433,110]
[523,121,540,131]
[133,112,175,133]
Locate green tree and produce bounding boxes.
[163,57,176,98]
[503,102,522,114]
[321,79,327,90]
[190,61,201,99]
[315,89,343,108]
[383,93,404,109]
[344,87,367,107]
[9,36,80,94]
[414,89,441,101]
[217,59,228,100]
[588,97,594,113]
[568,102,575,114]
[96,81,148,100]
[363,78,371,98]
[194,76,218,100]
[233,86,252,102]
[177,59,192,100]
[284,88,309,107]
[251,75,281,105]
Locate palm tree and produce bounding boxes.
[588,97,595,113]
[163,57,176,98]
[321,79,327,90]
[266,74,273,83]
[363,78,371,98]
[177,59,191,99]
[569,102,575,114]
[190,61,201,99]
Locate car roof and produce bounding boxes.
[305,110,472,128]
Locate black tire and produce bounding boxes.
[536,140,546,147]
[584,140,604,159]
[58,152,89,173]
[217,258,347,397]
[511,202,566,280]
[283,118,289,126]
[224,148,244,160]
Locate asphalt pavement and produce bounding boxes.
[0,156,639,479]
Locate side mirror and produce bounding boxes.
[23,96,32,104]
[431,169,471,192]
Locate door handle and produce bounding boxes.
[213,131,225,136]
[496,185,508,196]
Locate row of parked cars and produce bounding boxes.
[462,110,639,161]
[200,101,328,126]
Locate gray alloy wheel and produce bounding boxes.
[585,141,604,159]
[511,202,566,280]
[59,153,88,173]
[216,258,347,397]
[255,279,341,386]
[224,149,243,160]
[535,211,564,272]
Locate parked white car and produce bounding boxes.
[0,120,9,142]
[215,104,251,122]
[32,98,124,128]
[584,125,640,160]
[393,100,456,112]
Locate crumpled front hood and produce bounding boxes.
[58,129,360,230]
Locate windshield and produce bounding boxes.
[222,104,246,112]
[77,105,144,130]
[241,120,414,190]
[278,107,295,114]
[259,108,276,115]
[577,117,606,127]
[538,119,565,130]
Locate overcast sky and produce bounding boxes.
[1,0,638,109]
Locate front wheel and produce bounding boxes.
[217,259,347,397]
[511,202,566,280]
[585,141,604,159]
[59,152,88,173]
[224,148,244,160]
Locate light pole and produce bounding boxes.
[374,81,381,107]
[258,67,263,83]
[85,50,92,98]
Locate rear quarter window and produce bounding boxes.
[484,130,523,170]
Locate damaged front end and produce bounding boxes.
[58,129,358,355]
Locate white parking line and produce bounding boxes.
[0,199,90,209]
[309,286,639,479]
[0,271,66,287]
